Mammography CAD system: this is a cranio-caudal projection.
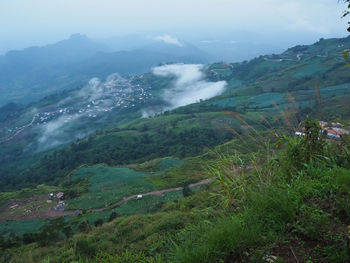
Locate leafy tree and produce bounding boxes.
[342,0,350,23]
[94,218,104,227]
[182,185,193,197]
[75,238,96,259]
[342,0,350,63]
[108,211,118,222]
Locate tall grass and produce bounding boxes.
[171,112,350,262]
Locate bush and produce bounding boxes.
[94,219,104,227]
[75,238,97,259]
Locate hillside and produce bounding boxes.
[0,36,350,263]
[0,36,349,190]
[0,35,209,106]
[1,118,349,262]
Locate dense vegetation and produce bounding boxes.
[1,118,350,262]
[0,36,350,262]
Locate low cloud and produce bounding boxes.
[61,74,131,105]
[36,67,226,149]
[37,114,85,151]
[153,35,184,47]
[151,63,226,110]
[37,74,131,151]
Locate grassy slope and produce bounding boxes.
[2,122,350,263]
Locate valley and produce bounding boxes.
[0,36,350,263]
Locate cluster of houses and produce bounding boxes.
[33,79,152,125]
[318,121,349,139]
[3,75,155,144]
[295,121,349,140]
[49,192,66,211]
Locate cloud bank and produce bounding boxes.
[152,63,226,109]
[37,114,85,151]
[153,35,184,47]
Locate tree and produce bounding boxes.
[342,1,350,63]
[342,0,350,25]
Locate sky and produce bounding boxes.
[0,0,349,53]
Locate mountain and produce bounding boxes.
[1,37,350,263]
[0,34,209,106]
[0,36,349,190]
[69,43,210,78]
[0,34,108,106]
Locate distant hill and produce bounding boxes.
[0,34,209,106]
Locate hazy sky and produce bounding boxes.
[0,0,348,53]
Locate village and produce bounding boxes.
[32,82,153,125]
[1,77,154,142]
[295,120,349,140]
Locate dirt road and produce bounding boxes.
[1,179,211,221]
[88,178,211,212]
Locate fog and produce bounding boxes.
[0,0,348,54]
[141,64,226,116]
[37,74,131,151]
[37,114,86,151]
[37,64,227,147]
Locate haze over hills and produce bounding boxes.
[0,34,210,107]
[0,35,349,191]
[2,0,350,261]
[1,33,350,263]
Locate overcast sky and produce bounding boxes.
[0,0,348,53]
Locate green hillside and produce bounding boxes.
[1,36,350,191]
[1,36,350,262]
[1,117,349,263]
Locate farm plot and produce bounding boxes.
[320,83,350,98]
[0,219,47,237]
[157,158,184,171]
[113,190,184,215]
[245,93,287,109]
[210,97,240,108]
[67,166,154,210]
[293,59,328,79]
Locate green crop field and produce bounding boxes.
[293,60,328,79]
[113,190,184,215]
[210,97,240,108]
[0,219,47,237]
[320,83,350,98]
[157,158,184,171]
[67,166,154,210]
[246,92,287,109]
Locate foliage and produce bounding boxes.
[342,0,350,31]
[93,251,162,263]
[1,36,350,263]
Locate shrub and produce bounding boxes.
[75,238,97,259]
